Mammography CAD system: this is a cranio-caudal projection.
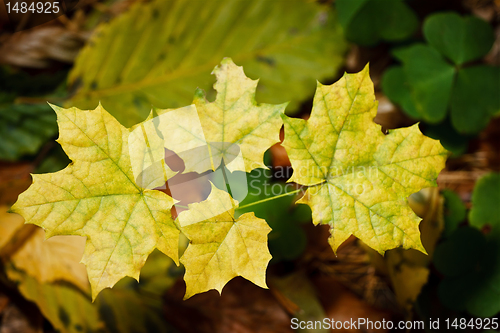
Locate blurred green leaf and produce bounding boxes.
[336,0,418,46]
[0,65,67,161]
[132,249,181,296]
[441,189,466,237]
[469,172,500,234]
[423,12,494,66]
[336,0,369,28]
[6,253,178,333]
[434,227,500,317]
[271,272,327,333]
[421,118,471,157]
[381,65,419,118]
[68,0,347,126]
[383,12,498,136]
[34,144,70,174]
[393,44,455,124]
[6,268,102,333]
[450,66,500,134]
[96,280,175,333]
[0,103,58,161]
[0,66,68,97]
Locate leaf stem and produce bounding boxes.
[174,188,307,211]
[237,188,304,210]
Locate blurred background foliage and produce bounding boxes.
[0,0,499,332]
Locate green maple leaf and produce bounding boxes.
[157,58,287,174]
[281,65,448,254]
[178,183,272,299]
[11,104,178,300]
